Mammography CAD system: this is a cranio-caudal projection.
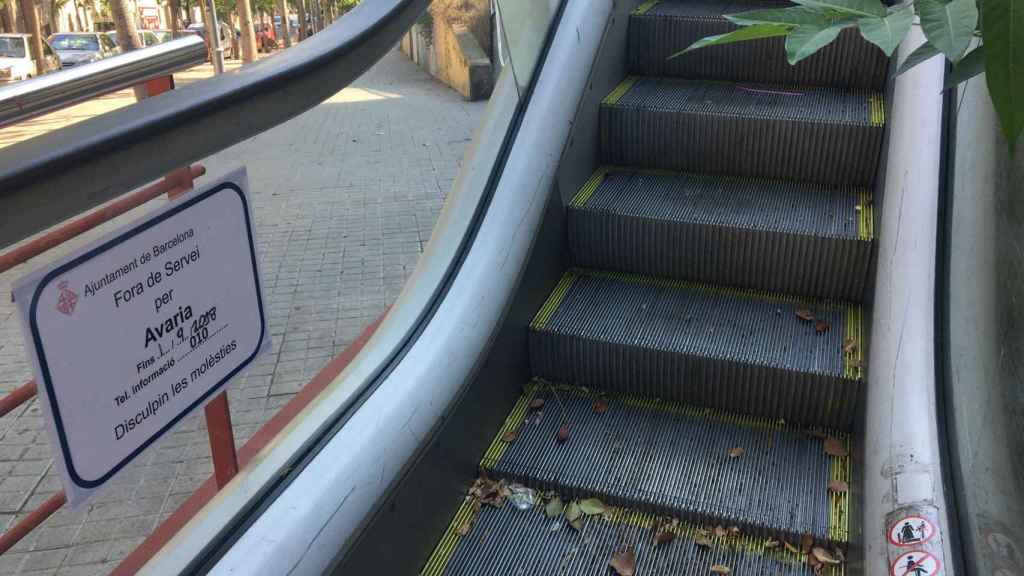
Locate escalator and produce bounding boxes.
[420,1,886,574]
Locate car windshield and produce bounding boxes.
[0,37,26,58]
[49,35,98,51]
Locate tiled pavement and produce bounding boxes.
[0,49,486,574]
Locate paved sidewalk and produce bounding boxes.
[0,49,485,575]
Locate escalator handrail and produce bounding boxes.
[0,0,427,249]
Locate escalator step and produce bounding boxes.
[529,270,863,429]
[568,167,873,301]
[480,382,850,544]
[629,0,887,89]
[600,77,885,187]
[422,500,843,575]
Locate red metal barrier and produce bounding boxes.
[0,73,223,556]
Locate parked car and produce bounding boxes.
[0,34,61,82]
[105,30,163,49]
[47,32,118,68]
[150,29,173,43]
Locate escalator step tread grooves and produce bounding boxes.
[529,270,863,430]
[481,383,849,543]
[600,77,885,187]
[422,503,842,576]
[628,0,887,89]
[568,168,874,300]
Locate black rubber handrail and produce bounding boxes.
[0,0,427,249]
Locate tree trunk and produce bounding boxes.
[1,1,16,32]
[109,0,142,51]
[234,0,255,62]
[169,0,180,35]
[275,0,289,47]
[16,0,45,74]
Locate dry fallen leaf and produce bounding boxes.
[728,447,745,459]
[501,428,519,443]
[815,320,830,334]
[556,425,570,444]
[843,338,857,354]
[796,309,815,322]
[764,537,780,549]
[800,533,814,554]
[714,525,728,538]
[579,498,605,516]
[784,540,800,554]
[609,546,637,576]
[824,437,849,457]
[654,528,676,545]
[457,521,471,536]
[828,479,849,493]
[569,517,583,531]
[710,565,731,574]
[545,496,564,518]
[727,526,741,538]
[833,546,846,563]
[812,546,841,565]
[529,398,545,409]
[695,534,713,547]
[592,398,609,414]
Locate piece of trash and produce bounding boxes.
[507,484,536,510]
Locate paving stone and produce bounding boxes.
[0,48,485,574]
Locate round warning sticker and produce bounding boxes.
[889,516,936,547]
[891,550,941,576]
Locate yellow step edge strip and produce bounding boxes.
[868,93,885,127]
[858,189,874,241]
[569,166,611,207]
[633,0,660,15]
[843,306,864,381]
[829,436,853,543]
[479,387,537,468]
[602,76,639,106]
[420,497,478,576]
[565,267,859,314]
[529,273,578,330]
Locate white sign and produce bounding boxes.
[891,550,941,576]
[13,169,269,506]
[889,515,936,547]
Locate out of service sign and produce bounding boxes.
[13,168,269,506]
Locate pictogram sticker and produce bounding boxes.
[889,515,936,547]
[56,280,78,316]
[891,550,941,576]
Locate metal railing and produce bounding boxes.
[0,0,427,250]
[0,0,428,568]
[0,36,207,127]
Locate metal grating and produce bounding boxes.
[568,168,873,300]
[628,0,888,89]
[422,503,842,576]
[600,77,885,187]
[486,385,846,542]
[529,270,862,429]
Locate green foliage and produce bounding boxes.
[680,0,1023,150]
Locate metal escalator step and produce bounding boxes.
[480,383,851,544]
[422,497,841,575]
[529,270,864,429]
[600,77,885,187]
[568,167,874,301]
[629,0,888,89]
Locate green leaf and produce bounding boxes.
[578,498,606,515]
[981,0,1023,148]
[726,6,834,26]
[786,22,851,64]
[791,0,886,18]
[670,24,792,58]
[895,41,942,76]
[858,5,913,56]
[545,496,564,518]
[945,45,985,88]
[565,501,581,522]
[915,0,979,62]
